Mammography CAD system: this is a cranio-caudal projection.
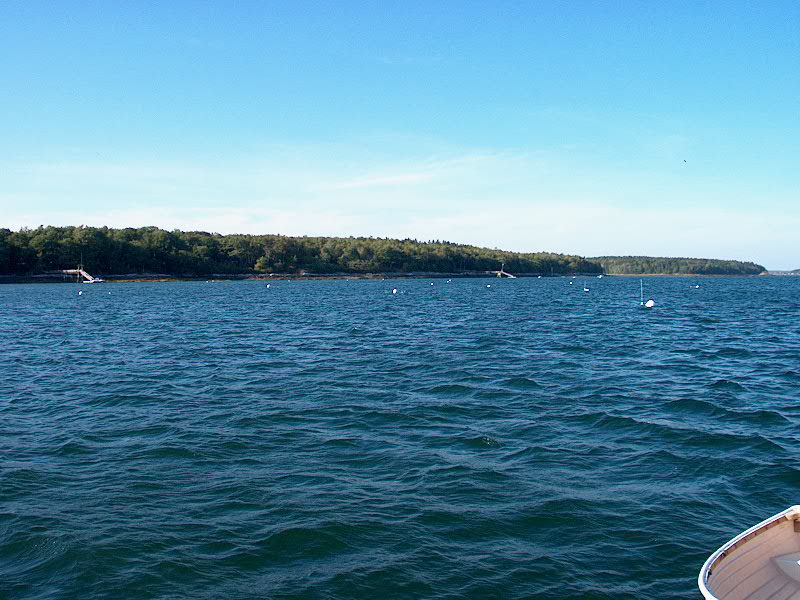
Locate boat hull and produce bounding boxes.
[699,505,800,600]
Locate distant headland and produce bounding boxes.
[0,226,766,281]
[589,256,765,276]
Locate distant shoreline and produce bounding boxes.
[0,271,587,284]
[0,271,771,284]
[2,226,766,279]
[607,273,768,277]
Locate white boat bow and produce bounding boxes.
[699,505,800,599]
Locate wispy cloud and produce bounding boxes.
[6,205,372,239]
[312,153,504,192]
[380,204,799,269]
[316,172,436,191]
[3,141,796,269]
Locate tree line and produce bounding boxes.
[592,256,765,275]
[0,226,600,276]
[0,226,765,277]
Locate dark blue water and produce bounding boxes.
[2,276,799,599]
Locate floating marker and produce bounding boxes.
[583,287,590,292]
[486,284,491,288]
[392,288,398,294]
[266,284,270,288]
[78,291,83,295]
[430,282,434,286]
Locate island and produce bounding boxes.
[0,226,767,281]
[590,255,765,276]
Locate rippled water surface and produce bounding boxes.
[2,276,800,599]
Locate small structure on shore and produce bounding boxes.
[61,268,104,283]
[488,263,517,278]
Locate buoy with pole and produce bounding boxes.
[640,279,655,308]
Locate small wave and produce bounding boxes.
[510,497,604,528]
[714,347,752,358]
[731,408,792,426]
[256,360,298,368]
[54,441,94,456]
[213,500,264,513]
[256,523,352,560]
[322,437,360,447]
[139,446,201,460]
[85,425,176,443]
[565,412,681,441]
[461,435,502,449]
[556,345,590,353]
[359,408,420,426]
[553,360,580,369]
[85,394,164,406]
[664,398,791,426]
[707,379,746,391]
[664,398,726,416]
[669,348,701,355]
[692,316,720,324]
[424,384,474,396]
[1,468,58,495]
[685,429,787,454]
[470,335,502,348]
[473,390,516,400]
[501,445,562,461]
[773,467,800,487]
[0,529,73,578]
[502,377,541,389]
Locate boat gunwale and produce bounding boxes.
[698,505,800,600]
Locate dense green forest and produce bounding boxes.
[0,227,767,277]
[0,226,601,276]
[592,256,765,275]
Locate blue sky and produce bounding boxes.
[2,1,798,268]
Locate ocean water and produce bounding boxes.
[2,276,799,600]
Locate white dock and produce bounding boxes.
[62,268,104,283]
[488,269,517,278]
